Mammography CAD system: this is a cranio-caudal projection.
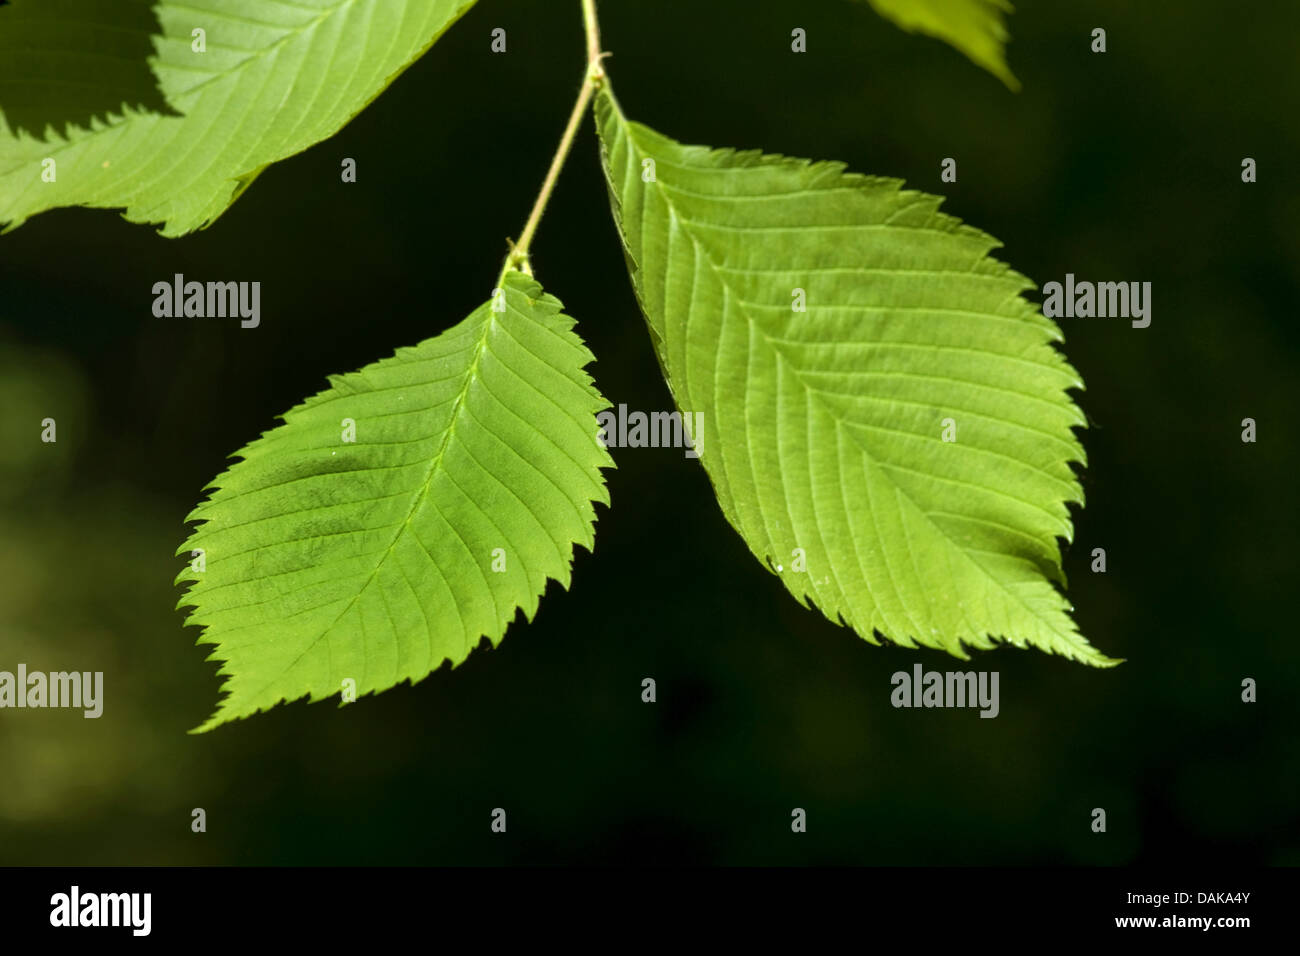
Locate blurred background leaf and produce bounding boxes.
[856,0,1020,89]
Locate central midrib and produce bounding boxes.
[243,298,499,702]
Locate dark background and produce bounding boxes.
[1,0,1296,865]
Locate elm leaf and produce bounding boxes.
[0,0,477,235]
[176,271,614,731]
[595,85,1113,666]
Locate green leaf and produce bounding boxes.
[856,0,1020,90]
[0,0,476,235]
[595,86,1114,667]
[176,271,614,731]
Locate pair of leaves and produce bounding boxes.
[176,78,1109,731]
[0,0,1097,728]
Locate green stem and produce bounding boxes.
[501,0,607,285]
[582,0,604,76]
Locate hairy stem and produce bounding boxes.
[501,0,606,283]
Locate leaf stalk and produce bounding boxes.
[501,0,607,285]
